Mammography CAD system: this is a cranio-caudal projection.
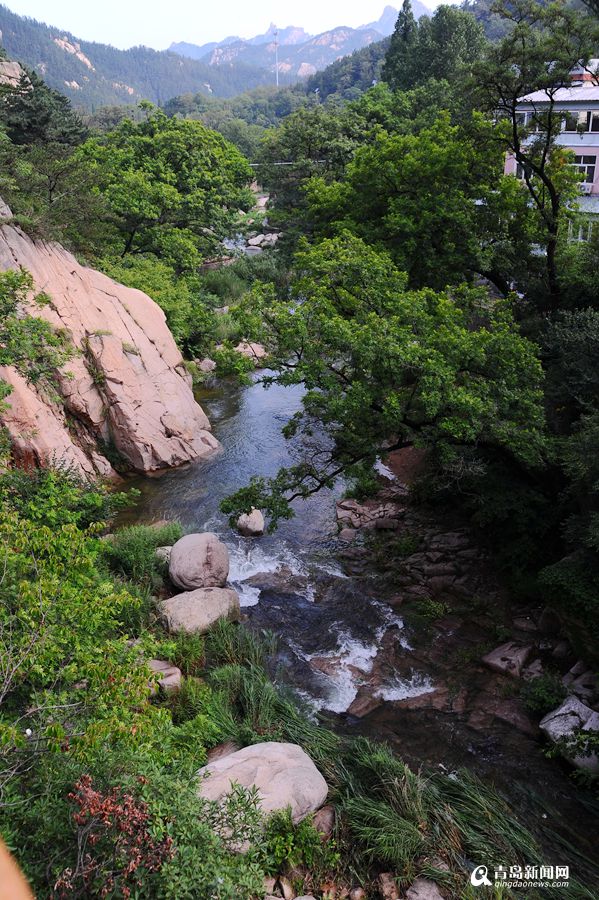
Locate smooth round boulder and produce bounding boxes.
[169,532,229,590]
[197,742,328,824]
[237,508,265,537]
[160,587,240,635]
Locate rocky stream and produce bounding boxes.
[120,372,599,887]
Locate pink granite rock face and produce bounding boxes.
[0,216,220,475]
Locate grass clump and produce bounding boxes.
[102,522,183,583]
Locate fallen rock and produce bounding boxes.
[169,532,229,590]
[0,216,219,475]
[237,508,265,537]
[513,615,538,633]
[378,873,400,900]
[540,696,599,773]
[522,658,543,680]
[197,742,328,823]
[160,587,240,634]
[147,659,182,695]
[198,357,217,373]
[482,642,532,678]
[312,804,335,840]
[155,546,172,565]
[405,879,445,900]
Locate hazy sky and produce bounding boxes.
[4,1,436,49]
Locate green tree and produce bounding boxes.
[381,0,418,90]
[382,5,486,92]
[223,235,546,527]
[473,0,599,309]
[304,113,528,291]
[0,69,87,146]
[82,107,253,270]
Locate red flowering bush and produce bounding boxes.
[53,775,174,899]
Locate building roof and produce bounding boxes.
[520,82,599,104]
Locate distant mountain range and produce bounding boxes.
[0,3,430,111]
[169,5,430,80]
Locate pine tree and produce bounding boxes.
[381,0,418,90]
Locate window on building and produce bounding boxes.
[563,111,591,132]
[568,219,595,242]
[573,155,596,183]
[591,112,599,133]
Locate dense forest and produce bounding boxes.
[1,0,599,896]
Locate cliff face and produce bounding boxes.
[0,214,220,477]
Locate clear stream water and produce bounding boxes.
[122,374,599,883]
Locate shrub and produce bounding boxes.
[521,673,567,715]
[264,808,339,879]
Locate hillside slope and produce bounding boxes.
[0,4,291,109]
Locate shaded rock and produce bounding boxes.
[169,532,229,590]
[279,876,295,900]
[513,615,538,633]
[551,640,571,660]
[198,357,217,373]
[312,804,335,840]
[338,528,357,542]
[482,642,532,678]
[197,742,328,823]
[147,658,182,695]
[237,508,265,537]
[538,606,561,636]
[540,696,599,773]
[155,546,172,564]
[563,660,588,686]
[160,587,240,634]
[206,741,240,764]
[0,218,219,475]
[570,671,597,703]
[263,876,277,895]
[522,658,543,680]
[406,879,445,900]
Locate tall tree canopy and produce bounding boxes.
[82,107,254,270]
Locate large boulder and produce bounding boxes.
[169,532,229,590]
[197,742,328,824]
[0,215,219,475]
[237,508,265,537]
[160,587,240,634]
[540,696,599,773]
[481,642,532,678]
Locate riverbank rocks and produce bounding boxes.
[169,532,229,590]
[237,508,265,537]
[147,659,182,695]
[0,210,219,475]
[540,696,599,773]
[197,742,328,823]
[160,587,240,634]
[405,878,445,900]
[197,357,217,374]
[234,341,268,366]
[482,642,532,678]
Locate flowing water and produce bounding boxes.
[122,374,599,881]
